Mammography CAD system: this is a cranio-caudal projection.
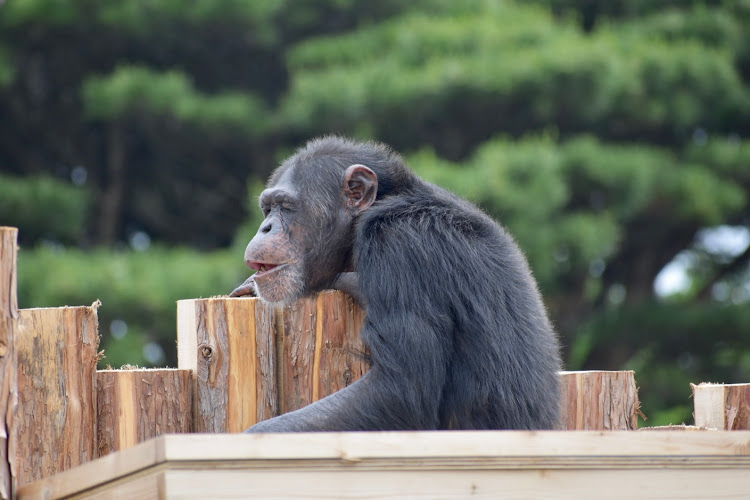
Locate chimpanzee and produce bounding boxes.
[230,136,562,432]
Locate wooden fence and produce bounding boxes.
[1,226,749,499]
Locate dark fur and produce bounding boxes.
[247,137,562,431]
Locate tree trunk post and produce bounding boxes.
[96,368,193,457]
[15,302,101,487]
[692,383,750,430]
[560,370,641,430]
[0,228,18,500]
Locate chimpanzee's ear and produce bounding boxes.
[344,164,378,214]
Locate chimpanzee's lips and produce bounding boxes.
[251,262,288,278]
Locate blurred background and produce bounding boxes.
[0,0,748,426]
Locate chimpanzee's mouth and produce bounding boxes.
[251,262,288,278]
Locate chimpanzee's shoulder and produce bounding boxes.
[358,183,502,245]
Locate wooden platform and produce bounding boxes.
[18,430,750,499]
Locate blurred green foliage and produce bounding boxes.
[2,0,749,426]
[0,174,90,245]
[18,245,244,367]
[83,66,271,137]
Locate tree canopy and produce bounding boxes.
[1,0,749,425]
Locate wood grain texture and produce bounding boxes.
[17,431,750,500]
[177,297,276,432]
[559,370,640,430]
[277,290,368,413]
[693,383,750,430]
[96,368,192,456]
[15,303,101,486]
[314,291,368,403]
[0,228,18,500]
[178,291,367,431]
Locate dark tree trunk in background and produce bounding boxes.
[97,122,126,244]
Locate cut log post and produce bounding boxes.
[177,297,277,432]
[177,291,368,431]
[276,291,368,414]
[560,370,641,430]
[0,228,18,500]
[692,383,750,430]
[96,368,192,457]
[179,293,640,431]
[15,302,101,487]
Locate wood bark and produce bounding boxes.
[177,297,277,432]
[15,303,100,486]
[692,383,750,430]
[277,291,368,414]
[0,228,18,500]
[96,368,192,457]
[560,370,640,430]
[177,291,368,431]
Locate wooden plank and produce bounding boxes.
[693,383,750,430]
[96,368,192,456]
[17,431,750,500]
[17,435,165,500]
[159,468,750,500]
[0,227,18,500]
[15,303,101,486]
[560,370,640,430]
[177,297,277,432]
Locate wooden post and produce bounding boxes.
[177,297,277,432]
[177,291,368,431]
[560,370,640,430]
[692,383,750,430]
[276,291,368,414]
[15,303,100,487]
[0,228,18,500]
[96,368,193,457]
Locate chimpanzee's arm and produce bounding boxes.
[246,309,450,432]
[330,272,367,308]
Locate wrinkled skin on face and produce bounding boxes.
[230,163,377,306]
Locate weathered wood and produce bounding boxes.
[17,431,750,500]
[178,291,367,431]
[96,368,192,457]
[693,382,750,430]
[15,303,101,486]
[0,228,18,500]
[177,297,277,432]
[560,370,640,430]
[277,291,367,414]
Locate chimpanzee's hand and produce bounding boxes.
[229,276,257,297]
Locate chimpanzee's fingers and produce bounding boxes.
[229,277,256,297]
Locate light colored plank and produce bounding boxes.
[157,430,750,462]
[160,468,750,500]
[0,227,18,500]
[15,303,101,486]
[18,431,750,500]
[17,435,165,500]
